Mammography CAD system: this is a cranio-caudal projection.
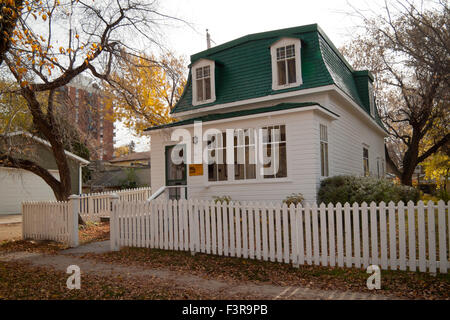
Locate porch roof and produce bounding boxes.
[144,102,339,132]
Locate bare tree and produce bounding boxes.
[342,0,449,185]
[0,0,184,201]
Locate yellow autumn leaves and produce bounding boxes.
[104,52,186,134]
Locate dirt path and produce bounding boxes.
[0,244,397,300]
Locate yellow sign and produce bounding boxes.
[189,164,203,176]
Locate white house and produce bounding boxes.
[145,24,387,203]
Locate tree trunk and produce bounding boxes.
[400,132,421,186]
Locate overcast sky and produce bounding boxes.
[115,0,389,152]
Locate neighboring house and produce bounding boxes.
[0,132,89,214]
[109,151,151,167]
[145,24,388,203]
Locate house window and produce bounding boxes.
[363,147,370,176]
[207,132,227,182]
[262,125,287,179]
[377,158,380,178]
[192,59,216,106]
[234,129,256,180]
[271,38,302,91]
[276,45,296,86]
[195,66,211,102]
[320,124,329,177]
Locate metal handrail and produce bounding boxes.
[146,185,187,202]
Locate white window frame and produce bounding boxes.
[270,38,302,91]
[261,124,288,179]
[363,146,370,177]
[192,59,216,106]
[233,128,257,181]
[320,123,329,177]
[204,124,289,185]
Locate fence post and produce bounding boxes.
[68,195,80,247]
[110,193,120,251]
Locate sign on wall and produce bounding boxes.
[189,164,203,176]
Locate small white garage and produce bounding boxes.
[0,168,61,214]
[0,131,90,215]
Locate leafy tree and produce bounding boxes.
[114,145,130,158]
[341,0,449,186]
[0,0,184,202]
[421,152,450,191]
[105,52,186,134]
[0,0,23,65]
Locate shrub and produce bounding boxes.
[317,175,420,205]
[212,195,232,204]
[283,193,305,206]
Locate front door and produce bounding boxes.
[165,145,187,200]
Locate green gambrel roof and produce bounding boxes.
[145,102,338,132]
[169,24,384,129]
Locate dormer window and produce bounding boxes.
[192,59,216,106]
[196,66,211,101]
[276,45,296,85]
[271,38,302,91]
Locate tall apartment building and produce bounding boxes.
[60,76,115,161]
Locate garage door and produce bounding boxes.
[0,168,60,215]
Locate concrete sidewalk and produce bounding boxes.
[0,215,22,225]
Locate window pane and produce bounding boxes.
[276,47,285,60]
[263,143,275,179]
[234,145,245,180]
[286,45,295,58]
[196,67,203,79]
[287,58,296,84]
[246,145,256,179]
[208,164,217,181]
[203,66,210,77]
[280,125,286,142]
[277,143,287,178]
[218,162,227,181]
[277,60,286,85]
[196,79,203,101]
[364,159,369,176]
[204,78,211,100]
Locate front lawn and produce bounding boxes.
[81,247,450,300]
[0,260,244,300]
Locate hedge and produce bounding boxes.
[317,175,420,205]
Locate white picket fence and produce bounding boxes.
[22,196,79,247]
[79,187,152,221]
[21,187,152,246]
[110,199,450,274]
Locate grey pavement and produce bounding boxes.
[0,214,22,225]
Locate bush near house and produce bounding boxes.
[212,196,233,204]
[283,193,305,206]
[318,175,420,205]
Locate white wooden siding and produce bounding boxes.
[149,91,386,204]
[0,168,60,214]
